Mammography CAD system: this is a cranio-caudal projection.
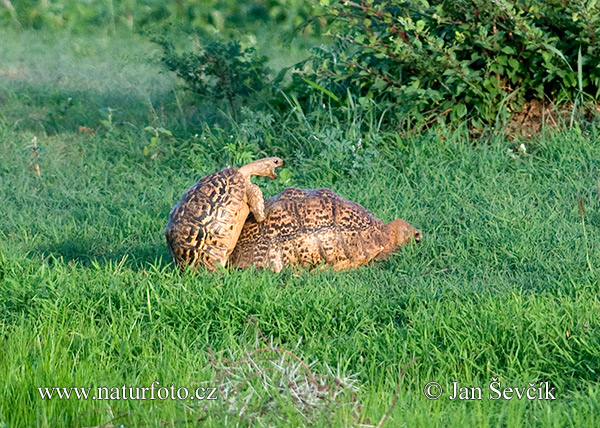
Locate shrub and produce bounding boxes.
[155,38,271,118]
[294,0,600,129]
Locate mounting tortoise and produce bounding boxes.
[230,187,422,272]
[165,157,283,271]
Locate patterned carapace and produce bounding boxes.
[165,157,283,271]
[230,187,421,272]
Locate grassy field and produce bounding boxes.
[1,29,600,427]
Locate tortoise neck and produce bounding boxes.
[238,160,264,177]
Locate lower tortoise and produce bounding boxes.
[230,187,422,272]
[165,157,283,270]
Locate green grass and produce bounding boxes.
[1,29,600,427]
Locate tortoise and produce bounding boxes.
[165,157,283,270]
[230,187,422,272]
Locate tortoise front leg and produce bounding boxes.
[246,182,266,222]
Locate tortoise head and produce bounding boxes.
[238,157,283,180]
[388,219,422,247]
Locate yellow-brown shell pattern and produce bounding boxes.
[165,167,248,270]
[230,187,391,272]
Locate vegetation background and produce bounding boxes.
[1,0,599,427]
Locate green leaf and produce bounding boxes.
[358,97,372,107]
[373,78,387,90]
[542,42,573,71]
[301,77,340,102]
[508,58,520,70]
[278,168,293,184]
[577,45,583,93]
[454,103,467,118]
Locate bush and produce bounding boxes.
[155,37,272,118]
[294,0,600,129]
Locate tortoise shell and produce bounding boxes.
[230,187,421,272]
[165,167,249,270]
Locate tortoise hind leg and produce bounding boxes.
[246,182,266,222]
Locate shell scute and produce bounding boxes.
[230,187,391,271]
[165,167,248,270]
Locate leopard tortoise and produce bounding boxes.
[165,157,283,270]
[230,187,422,272]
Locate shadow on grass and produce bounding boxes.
[30,236,175,272]
[0,80,176,136]
[0,76,224,139]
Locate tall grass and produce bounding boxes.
[1,29,599,427]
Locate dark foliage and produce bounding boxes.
[292,0,600,128]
